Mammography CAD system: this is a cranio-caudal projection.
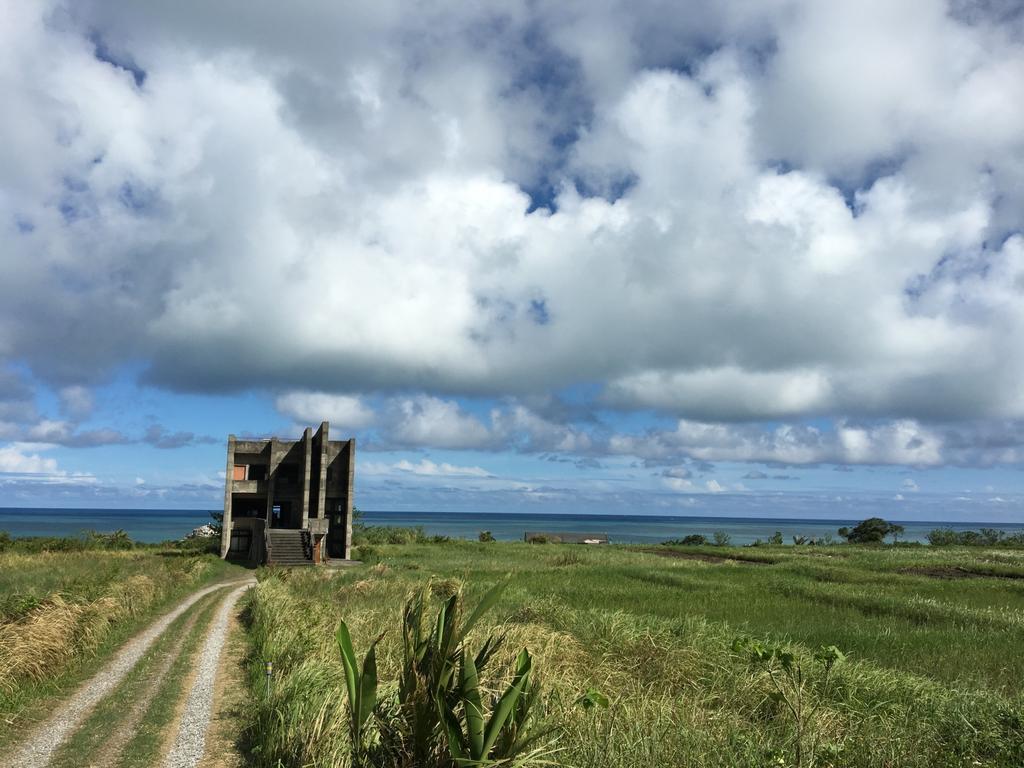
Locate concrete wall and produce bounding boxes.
[222,424,354,563]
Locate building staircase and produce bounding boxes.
[267,528,313,566]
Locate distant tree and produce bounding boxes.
[888,523,905,544]
[209,511,224,536]
[979,528,1005,546]
[712,530,731,547]
[927,528,957,546]
[768,531,784,546]
[663,534,707,546]
[478,530,495,542]
[839,518,900,545]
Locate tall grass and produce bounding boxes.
[0,547,242,743]
[239,542,1024,767]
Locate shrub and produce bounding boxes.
[353,526,428,546]
[712,531,731,547]
[663,534,707,546]
[337,581,554,767]
[927,528,1024,547]
[478,531,495,543]
[733,637,846,768]
[838,518,904,545]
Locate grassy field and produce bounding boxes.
[0,541,243,744]
[241,541,1024,768]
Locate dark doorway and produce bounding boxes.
[270,501,298,529]
[326,499,347,557]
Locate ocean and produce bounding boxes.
[1,507,1022,546]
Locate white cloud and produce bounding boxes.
[394,459,491,478]
[0,444,59,475]
[385,396,494,450]
[275,391,375,430]
[361,458,491,478]
[0,1,1023,474]
[706,479,725,493]
[610,418,952,467]
[661,476,693,491]
[901,478,919,492]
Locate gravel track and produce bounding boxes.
[11,579,250,768]
[83,603,208,768]
[162,583,252,768]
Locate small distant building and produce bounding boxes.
[221,422,354,565]
[524,531,609,544]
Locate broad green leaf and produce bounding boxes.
[460,651,485,758]
[336,621,359,713]
[437,693,469,762]
[462,578,508,637]
[358,640,379,729]
[577,688,610,710]
[481,648,532,756]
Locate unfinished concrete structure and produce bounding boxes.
[221,422,354,565]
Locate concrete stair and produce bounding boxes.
[267,529,313,566]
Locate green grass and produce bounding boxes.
[0,547,246,746]
[240,541,1024,767]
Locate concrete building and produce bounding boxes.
[221,422,354,565]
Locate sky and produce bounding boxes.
[1,0,1023,522]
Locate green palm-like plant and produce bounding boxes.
[337,622,383,766]
[338,580,555,767]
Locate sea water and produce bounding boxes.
[1,507,1021,545]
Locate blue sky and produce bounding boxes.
[1,1,1023,522]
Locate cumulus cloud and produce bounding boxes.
[384,396,495,450]
[611,418,954,467]
[1,1,1024,474]
[275,391,375,430]
[0,444,59,475]
[393,459,491,478]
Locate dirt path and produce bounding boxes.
[162,583,252,768]
[86,605,208,768]
[11,578,253,768]
[197,599,249,768]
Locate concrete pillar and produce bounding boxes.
[266,437,279,526]
[316,421,329,523]
[221,435,235,558]
[300,427,312,529]
[344,437,355,559]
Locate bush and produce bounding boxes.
[838,518,904,545]
[478,530,495,542]
[927,528,1024,547]
[352,525,428,546]
[663,534,707,546]
[712,531,731,547]
[337,581,554,767]
[0,530,139,554]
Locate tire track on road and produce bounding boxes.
[162,583,252,768]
